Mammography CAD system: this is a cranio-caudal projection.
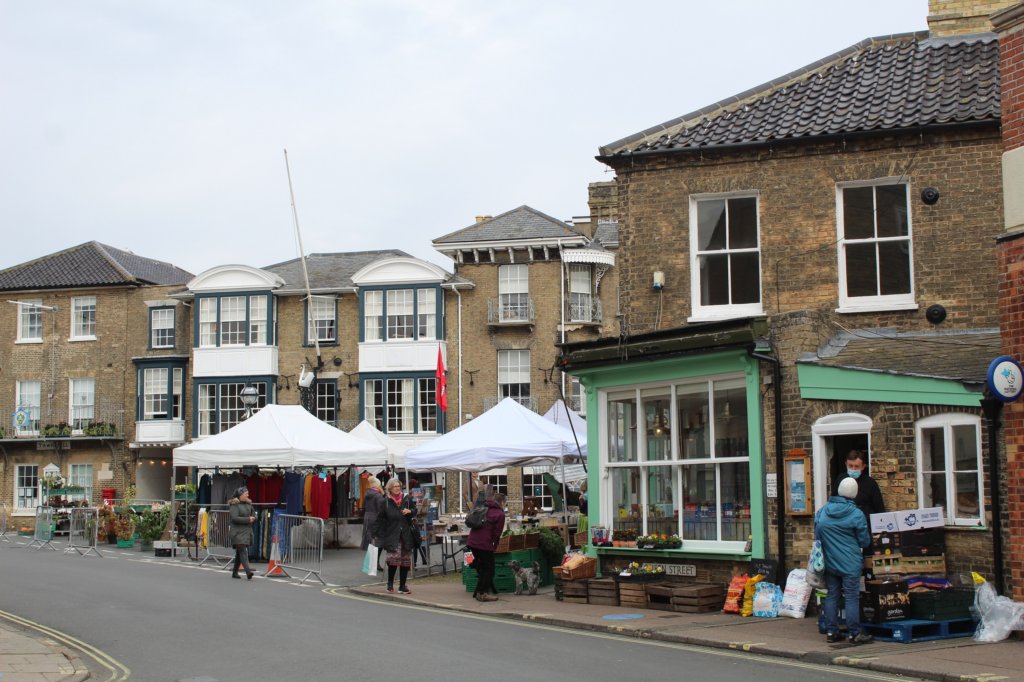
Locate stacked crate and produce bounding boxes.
[587,578,619,606]
[646,583,724,613]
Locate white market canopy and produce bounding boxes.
[540,399,588,484]
[404,397,586,473]
[173,404,388,468]
[349,420,409,469]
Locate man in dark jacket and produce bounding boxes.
[815,477,872,645]
[832,450,885,524]
[466,492,506,602]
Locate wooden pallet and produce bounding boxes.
[859,617,977,643]
[617,582,647,607]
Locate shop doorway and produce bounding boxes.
[811,413,872,511]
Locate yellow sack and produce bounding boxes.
[972,571,987,585]
[741,574,764,617]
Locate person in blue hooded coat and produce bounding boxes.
[814,477,872,645]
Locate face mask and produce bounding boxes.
[847,469,862,480]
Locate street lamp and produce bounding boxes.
[240,384,258,420]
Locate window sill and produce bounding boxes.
[687,309,764,324]
[150,345,175,351]
[303,341,339,348]
[13,509,37,517]
[594,546,751,561]
[68,336,97,342]
[15,339,43,345]
[835,302,918,314]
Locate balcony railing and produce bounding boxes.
[487,298,536,325]
[483,395,538,412]
[568,298,603,324]
[0,400,124,440]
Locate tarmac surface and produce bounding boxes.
[2,535,1022,681]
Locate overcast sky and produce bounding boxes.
[0,1,929,277]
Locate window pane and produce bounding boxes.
[144,368,169,418]
[172,368,183,419]
[315,381,337,426]
[364,379,384,431]
[387,290,414,340]
[308,296,336,343]
[953,472,980,519]
[683,463,717,541]
[845,243,878,297]
[220,297,246,346]
[249,296,267,345]
[610,467,642,537]
[646,466,677,536]
[608,396,638,463]
[71,379,95,430]
[198,384,215,437]
[728,197,758,249]
[19,301,43,341]
[875,185,908,238]
[922,427,946,471]
[677,385,709,459]
[17,465,39,509]
[199,298,217,347]
[730,252,760,304]
[699,254,729,306]
[364,291,383,341]
[418,378,437,432]
[720,462,751,541]
[644,397,672,460]
[387,379,414,432]
[877,241,911,295]
[697,199,727,251]
[713,383,747,458]
[952,424,979,471]
[417,289,436,340]
[498,264,528,294]
[843,186,875,239]
[17,380,41,431]
[151,308,175,347]
[922,471,947,510]
[522,471,554,510]
[73,296,96,337]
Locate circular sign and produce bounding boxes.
[987,355,1024,402]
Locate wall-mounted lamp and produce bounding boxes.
[538,367,555,384]
[277,374,294,391]
[652,271,665,291]
[465,369,480,386]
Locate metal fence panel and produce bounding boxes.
[27,507,57,551]
[198,508,234,568]
[265,513,325,585]
[64,507,102,557]
[0,502,9,542]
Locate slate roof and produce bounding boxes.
[0,241,193,291]
[433,205,587,246]
[593,221,619,249]
[263,250,412,293]
[796,328,1001,385]
[601,32,1000,157]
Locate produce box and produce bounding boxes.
[860,579,910,623]
[617,581,647,607]
[870,531,900,555]
[899,528,945,557]
[909,588,974,621]
[647,582,724,613]
[866,553,946,576]
[555,576,589,603]
[587,578,619,606]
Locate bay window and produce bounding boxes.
[361,286,441,342]
[363,376,438,434]
[196,293,273,348]
[141,367,183,420]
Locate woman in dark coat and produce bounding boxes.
[372,477,417,594]
[466,492,506,602]
[228,486,255,580]
[360,477,384,551]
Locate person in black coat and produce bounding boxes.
[831,450,885,525]
[360,477,384,552]
[372,478,417,594]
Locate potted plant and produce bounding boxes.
[617,561,665,582]
[42,422,72,437]
[536,527,565,571]
[174,483,196,501]
[84,421,116,437]
[114,513,136,548]
[98,506,117,543]
[137,506,171,551]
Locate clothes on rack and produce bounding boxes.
[198,474,212,506]
[284,471,304,515]
[309,472,334,520]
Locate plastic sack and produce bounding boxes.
[778,568,813,619]
[723,574,748,614]
[361,544,378,576]
[752,581,783,618]
[464,549,475,566]
[741,574,764,617]
[973,582,1024,643]
[806,540,826,589]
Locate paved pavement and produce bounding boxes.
[3,535,1022,681]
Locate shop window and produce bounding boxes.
[16,464,38,510]
[916,413,983,526]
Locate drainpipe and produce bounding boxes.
[981,397,1006,595]
[455,287,464,513]
[751,345,785,573]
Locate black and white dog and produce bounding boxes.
[509,560,541,595]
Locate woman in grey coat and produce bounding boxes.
[229,486,255,580]
[361,477,385,551]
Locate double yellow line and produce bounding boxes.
[0,608,130,681]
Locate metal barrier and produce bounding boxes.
[0,502,9,543]
[64,508,102,557]
[27,507,57,551]
[198,508,234,568]
[265,513,326,585]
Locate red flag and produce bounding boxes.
[436,345,448,413]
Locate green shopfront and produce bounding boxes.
[560,321,767,582]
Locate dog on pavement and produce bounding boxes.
[509,560,541,595]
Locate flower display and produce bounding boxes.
[636,533,682,549]
[620,561,665,576]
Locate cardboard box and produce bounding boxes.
[899,527,945,557]
[870,508,943,533]
[861,579,910,623]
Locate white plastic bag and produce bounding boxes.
[778,568,813,618]
[362,544,378,576]
[973,582,1024,643]
[752,581,783,618]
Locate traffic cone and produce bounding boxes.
[265,532,286,577]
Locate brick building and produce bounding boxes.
[0,242,191,525]
[994,0,1024,601]
[560,0,1013,584]
[431,203,618,512]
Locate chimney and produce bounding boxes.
[928,0,1018,37]
[475,215,492,224]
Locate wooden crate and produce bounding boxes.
[866,553,946,575]
[562,580,589,598]
[587,578,619,606]
[647,582,724,613]
[617,582,647,608]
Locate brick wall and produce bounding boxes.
[1001,11,1024,151]
[928,0,1018,36]
[998,234,1024,599]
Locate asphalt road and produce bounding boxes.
[1,542,911,682]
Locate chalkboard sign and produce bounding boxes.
[748,558,778,584]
